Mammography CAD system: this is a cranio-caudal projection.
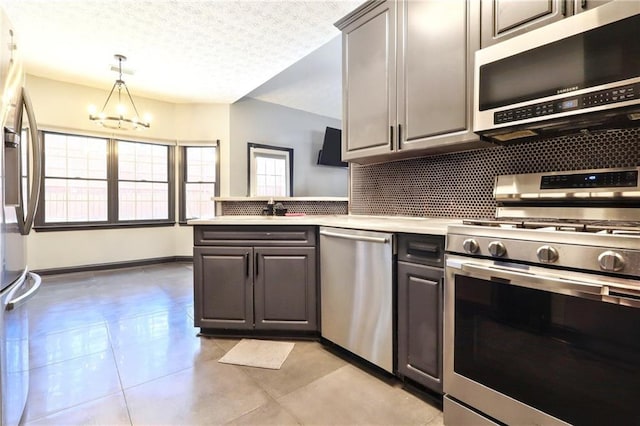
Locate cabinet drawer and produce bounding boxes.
[194,225,316,247]
[397,233,445,267]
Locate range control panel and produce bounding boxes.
[494,83,638,125]
[540,170,639,189]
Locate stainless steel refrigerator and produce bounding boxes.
[0,7,43,426]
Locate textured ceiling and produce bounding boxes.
[0,0,360,106]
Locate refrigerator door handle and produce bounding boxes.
[18,87,42,235]
[7,272,42,311]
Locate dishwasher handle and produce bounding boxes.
[320,229,390,244]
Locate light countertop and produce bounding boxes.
[213,196,348,202]
[188,215,463,235]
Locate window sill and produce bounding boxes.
[34,221,176,232]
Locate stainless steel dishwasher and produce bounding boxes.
[319,226,394,373]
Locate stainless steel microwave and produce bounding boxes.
[474,1,640,143]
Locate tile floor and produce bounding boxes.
[24,262,444,425]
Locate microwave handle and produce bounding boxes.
[455,261,640,308]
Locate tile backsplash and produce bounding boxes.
[220,200,348,216]
[350,128,640,219]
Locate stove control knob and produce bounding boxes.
[598,251,625,272]
[488,241,506,257]
[462,239,479,254]
[537,245,559,263]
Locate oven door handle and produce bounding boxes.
[457,262,640,308]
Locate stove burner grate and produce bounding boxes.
[463,218,640,234]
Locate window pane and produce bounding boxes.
[183,146,216,220]
[185,183,215,219]
[118,141,168,182]
[253,151,288,197]
[186,147,216,182]
[44,133,107,179]
[118,182,168,221]
[265,158,275,175]
[44,178,108,222]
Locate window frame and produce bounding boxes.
[34,130,175,231]
[178,142,220,224]
[115,139,175,224]
[247,142,293,197]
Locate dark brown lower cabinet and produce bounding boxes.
[194,246,254,330]
[396,233,445,394]
[193,226,318,333]
[254,247,316,330]
[397,262,443,393]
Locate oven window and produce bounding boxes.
[455,276,640,425]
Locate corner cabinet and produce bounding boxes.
[193,226,317,334]
[480,0,614,48]
[336,0,484,165]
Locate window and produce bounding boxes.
[36,131,174,229]
[117,141,169,221]
[179,144,218,222]
[247,143,293,197]
[41,133,109,223]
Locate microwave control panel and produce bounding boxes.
[494,83,638,125]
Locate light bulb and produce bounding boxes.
[143,113,152,123]
[88,104,97,115]
[116,104,126,115]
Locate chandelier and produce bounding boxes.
[89,54,151,130]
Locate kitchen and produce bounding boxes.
[1,0,639,425]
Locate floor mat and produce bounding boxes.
[218,339,295,370]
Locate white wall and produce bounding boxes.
[229,98,348,196]
[24,77,347,270]
[25,75,229,270]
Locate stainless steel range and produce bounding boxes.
[443,167,640,426]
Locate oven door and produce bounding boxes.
[444,254,640,426]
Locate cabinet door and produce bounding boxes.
[254,247,317,331]
[194,246,253,329]
[342,0,397,161]
[398,0,479,152]
[397,261,443,393]
[572,0,614,13]
[481,0,567,48]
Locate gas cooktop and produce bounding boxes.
[462,219,640,235]
[447,167,640,278]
